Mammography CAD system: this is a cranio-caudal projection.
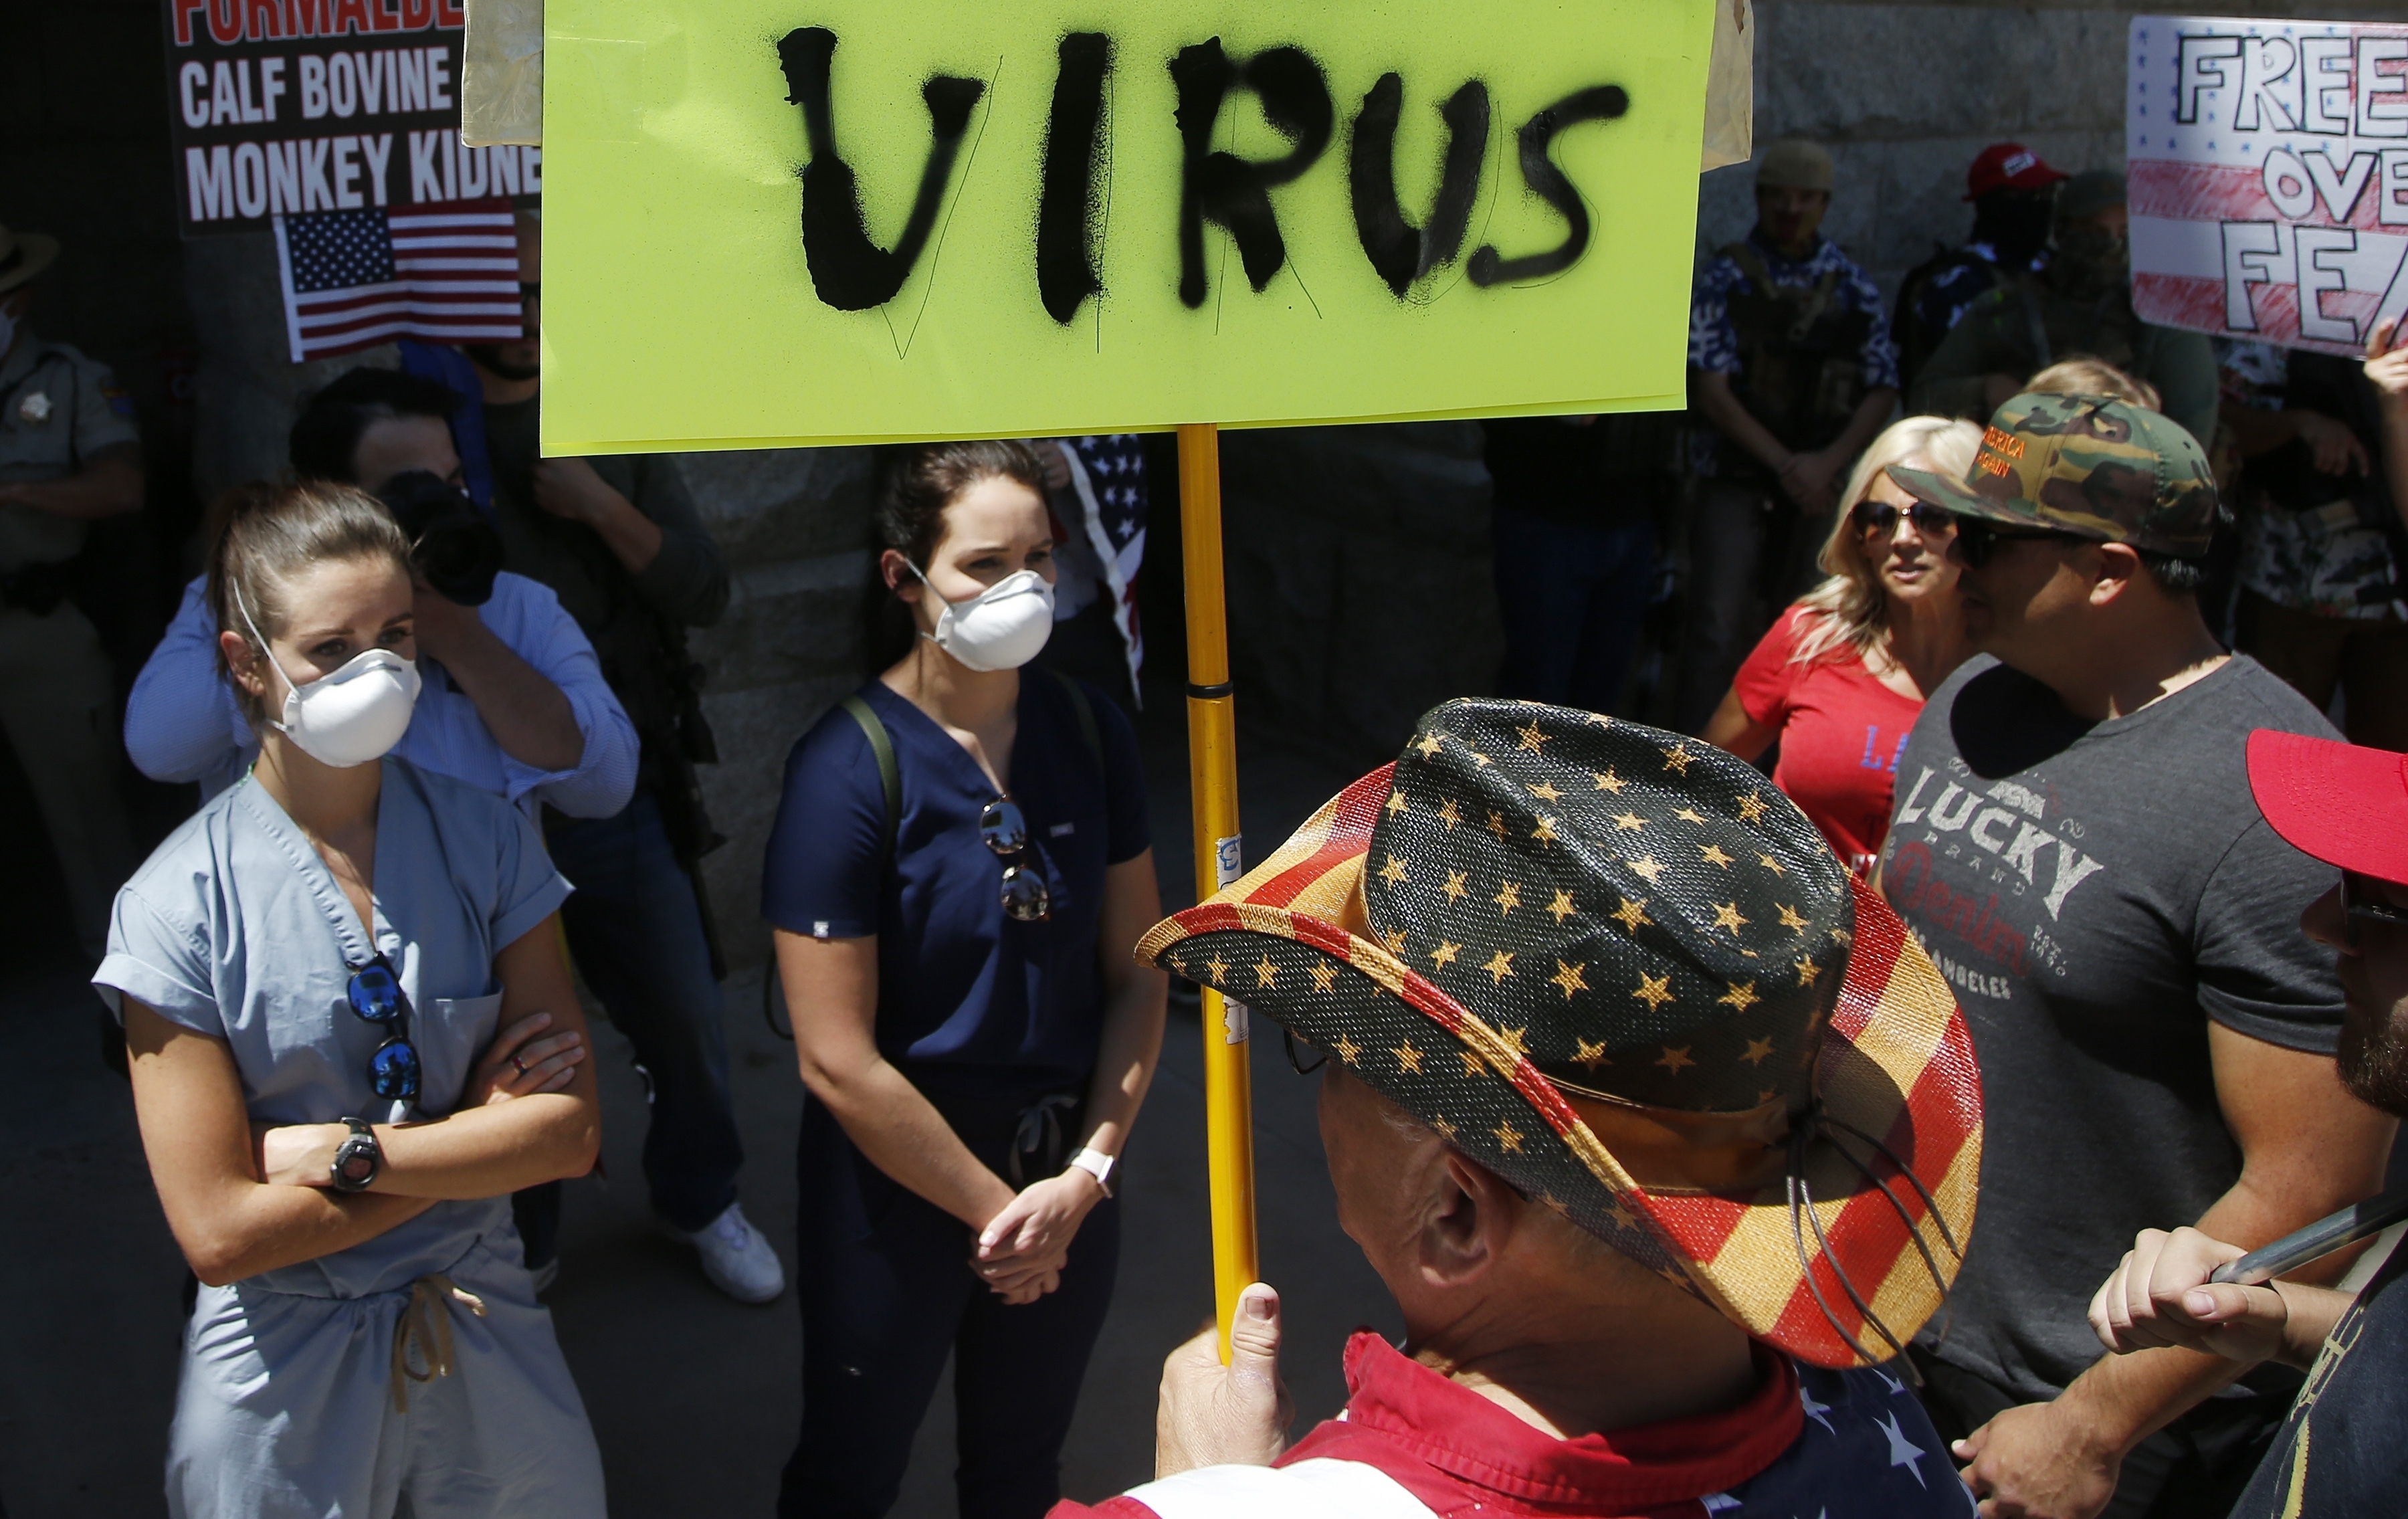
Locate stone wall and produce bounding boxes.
[1709,0,2398,307]
[676,449,878,971]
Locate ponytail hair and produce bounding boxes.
[205,479,413,723]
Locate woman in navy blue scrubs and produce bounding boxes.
[764,441,1168,1518]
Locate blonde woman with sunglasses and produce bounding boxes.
[1698,416,1983,872]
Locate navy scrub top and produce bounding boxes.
[763,673,1149,1101]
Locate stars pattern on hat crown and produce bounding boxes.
[1146,696,1978,1374]
[1359,699,1853,1114]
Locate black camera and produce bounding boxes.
[377,471,504,607]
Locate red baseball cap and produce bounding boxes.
[2247,730,2408,887]
[1964,142,2069,201]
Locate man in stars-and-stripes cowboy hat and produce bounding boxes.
[1048,698,1983,1519]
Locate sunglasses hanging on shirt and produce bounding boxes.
[346,954,421,1102]
[981,796,1051,922]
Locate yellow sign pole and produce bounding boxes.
[1177,421,1258,1360]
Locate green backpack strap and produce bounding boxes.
[840,694,902,865]
[1040,667,1105,773]
[841,674,1098,868]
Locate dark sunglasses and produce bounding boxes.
[1853,500,1959,538]
[981,797,1051,923]
[346,954,421,1102]
[2342,873,2408,950]
[1953,516,2094,567]
[1284,1028,1327,1076]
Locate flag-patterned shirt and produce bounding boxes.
[1049,1332,1973,1519]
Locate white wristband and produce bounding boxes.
[1066,1146,1117,1199]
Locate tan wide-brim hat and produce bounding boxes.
[0,224,61,298]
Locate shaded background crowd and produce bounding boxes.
[6,0,2408,1515]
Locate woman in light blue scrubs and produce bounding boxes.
[95,480,607,1518]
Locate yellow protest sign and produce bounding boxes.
[540,0,1714,453]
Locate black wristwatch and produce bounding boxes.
[330,1116,381,1193]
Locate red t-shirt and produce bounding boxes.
[1732,605,1926,868]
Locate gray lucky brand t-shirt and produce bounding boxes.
[1878,653,2344,1404]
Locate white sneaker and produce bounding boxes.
[668,1203,786,1304]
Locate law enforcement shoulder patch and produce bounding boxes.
[102,385,135,418]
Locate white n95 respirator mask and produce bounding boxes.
[235,587,421,767]
[910,563,1056,672]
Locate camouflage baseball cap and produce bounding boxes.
[1886,392,2223,558]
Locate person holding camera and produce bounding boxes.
[98,479,606,1518]
[452,214,780,1304]
[126,367,637,821]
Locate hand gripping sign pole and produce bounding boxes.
[1177,422,1258,1359]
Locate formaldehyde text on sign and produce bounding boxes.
[161,0,543,236]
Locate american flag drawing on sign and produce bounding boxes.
[272,199,522,363]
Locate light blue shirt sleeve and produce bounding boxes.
[492,795,576,949]
[478,575,639,819]
[123,575,256,798]
[94,880,220,1033]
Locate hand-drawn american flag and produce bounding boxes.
[272,199,523,363]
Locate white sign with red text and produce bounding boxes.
[2128,15,2408,356]
[163,0,540,237]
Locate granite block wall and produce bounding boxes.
[674,447,878,969]
[1704,0,2396,309]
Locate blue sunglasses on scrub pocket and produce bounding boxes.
[347,955,421,1102]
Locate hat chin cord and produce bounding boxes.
[1783,1103,1965,1377]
